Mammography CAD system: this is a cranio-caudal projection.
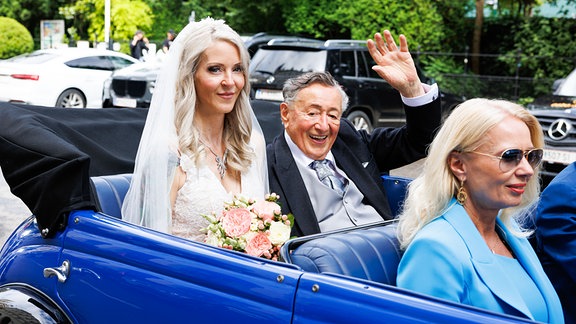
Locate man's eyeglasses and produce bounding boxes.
[469,148,544,172]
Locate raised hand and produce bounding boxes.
[367,30,424,98]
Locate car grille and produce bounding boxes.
[112,79,147,98]
[535,113,576,147]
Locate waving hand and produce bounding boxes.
[367,30,424,98]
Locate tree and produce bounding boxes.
[0,17,34,58]
[500,16,576,95]
[60,0,153,47]
[471,0,484,74]
[496,0,546,17]
[215,0,286,34]
[281,0,446,51]
[0,0,69,47]
[143,0,208,40]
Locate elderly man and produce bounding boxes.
[267,31,442,237]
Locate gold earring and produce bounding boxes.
[457,179,467,205]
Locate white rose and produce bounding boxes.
[268,221,291,245]
[205,230,222,247]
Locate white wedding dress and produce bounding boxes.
[172,153,266,242]
[121,19,269,238]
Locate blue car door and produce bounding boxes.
[55,210,300,323]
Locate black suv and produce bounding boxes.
[243,32,320,58]
[249,39,464,131]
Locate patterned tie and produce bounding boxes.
[310,159,348,196]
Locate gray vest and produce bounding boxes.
[299,164,382,232]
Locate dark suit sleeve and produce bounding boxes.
[0,103,147,238]
[364,95,442,171]
[536,164,576,284]
[536,163,576,321]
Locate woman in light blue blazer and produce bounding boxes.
[396,98,563,323]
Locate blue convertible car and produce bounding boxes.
[0,102,538,323]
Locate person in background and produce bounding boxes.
[396,98,563,322]
[122,18,268,242]
[130,30,149,61]
[162,29,176,54]
[267,30,441,237]
[535,161,576,323]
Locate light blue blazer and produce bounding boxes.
[398,199,563,323]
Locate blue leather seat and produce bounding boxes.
[381,174,411,217]
[281,176,410,285]
[90,173,132,218]
[282,222,401,285]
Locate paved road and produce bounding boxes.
[0,160,424,248]
[0,168,31,247]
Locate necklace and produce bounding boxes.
[490,236,501,254]
[466,208,503,254]
[200,139,228,179]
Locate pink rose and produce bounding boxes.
[245,232,272,257]
[251,200,281,222]
[220,208,252,238]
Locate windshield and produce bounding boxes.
[249,48,327,75]
[555,68,576,96]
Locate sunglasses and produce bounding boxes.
[469,148,544,172]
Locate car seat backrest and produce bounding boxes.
[90,174,132,218]
[381,175,411,217]
[281,176,411,285]
[284,223,401,285]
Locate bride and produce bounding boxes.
[122,18,268,242]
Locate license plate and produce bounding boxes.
[113,97,137,108]
[543,148,576,165]
[254,89,283,101]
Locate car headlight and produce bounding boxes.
[103,78,112,99]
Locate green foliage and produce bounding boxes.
[517,97,535,106]
[282,0,446,52]
[499,16,576,96]
[420,55,484,98]
[0,17,34,59]
[281,0,348,38]
[143,0,286,37]
[217,0,286,34]
[431,0,474,52]
[143,0,205,40]
[1,0,573,102]
[0,0,69,46]
[60,0,153,46]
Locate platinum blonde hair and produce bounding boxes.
[122,18,269,233]
[397,98,543,249]
[174,18,254,173]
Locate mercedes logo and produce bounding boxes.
[548,118,572,140]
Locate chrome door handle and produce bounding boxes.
[43,260,70,283]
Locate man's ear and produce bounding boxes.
[280,102,290,127]
[448,151,466,181]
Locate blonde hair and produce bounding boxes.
[173,18,254,173]
[397,98,543,249]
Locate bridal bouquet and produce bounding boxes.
[202,193,294,261]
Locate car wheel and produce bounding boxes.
[56,89,86,108]
[347,110,373,132]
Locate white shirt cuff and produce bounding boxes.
[401,83,438,107]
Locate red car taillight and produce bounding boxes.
[11,74,39,80]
